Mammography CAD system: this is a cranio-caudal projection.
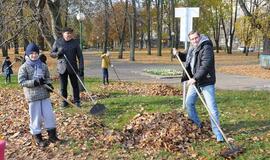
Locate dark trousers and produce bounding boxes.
[59,70,80,103]
[5,74,11,83]
[102,68,109,85]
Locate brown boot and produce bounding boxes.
[47,128,61,143]
[33,134,48,148]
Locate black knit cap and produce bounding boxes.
[62,27,73,33]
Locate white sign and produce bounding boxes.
[175,7,200,43]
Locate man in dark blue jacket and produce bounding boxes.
[51,27,84,108]
[173,31,223,142]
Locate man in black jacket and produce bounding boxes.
[51,27,84,108]
[173,31,223,142]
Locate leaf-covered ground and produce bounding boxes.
[1,51,269,159]
[0,82,215,159]
[105,82,182,96]
[217,64,270,79]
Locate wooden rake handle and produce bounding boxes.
[44,84,77,108]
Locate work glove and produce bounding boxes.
[78,68,84,77]
[57,47,64,57]
[172,48,178,56]
[46,83,54,92]
[34,78,45,86]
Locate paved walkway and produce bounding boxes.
[84,51,270,91]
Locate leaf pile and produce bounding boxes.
[122,111,212,155]
[106,82,182,96]
[0,88,116,159]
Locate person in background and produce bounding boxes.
[2,56,13,84]
[101,51,112,85]
[50,27,84,108]
[173,30,224,142]
[18,43,60,148]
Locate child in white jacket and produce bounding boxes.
[18,43,60,147]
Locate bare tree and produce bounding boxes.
[129,0,137,61]
[102,0,109,53]
[155,0,164,56]
[109,0,128,59]
[47,0,63,40]
[28,0,54,48]
[239,0,270,54]
[227,0,238,54]
[146,0,152,55]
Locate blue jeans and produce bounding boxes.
[185,84,223,141]
[102,68,109,85]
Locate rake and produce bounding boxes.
[63,55,106,115]
[174,51,244,158]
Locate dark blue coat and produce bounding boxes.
[51,38,84,74]
[2,60,13,75]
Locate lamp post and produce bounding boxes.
[171,32,175,61]
[76,12,86,50]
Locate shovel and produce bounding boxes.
[63,55,106,115]
[174,50,244,158]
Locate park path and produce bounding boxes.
[83,51,270,91]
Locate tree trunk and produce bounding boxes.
[228,0,238,54]
[29,0,54,48]
[129,0,136,61]
[221,18,229,54]
[118,21,126,59]
[103,0,109,53]
[37,32,45,50]
[1,44,8,57]
[20,4,28,51]
[13,36,19,54]
[139,33,144,50]
[146,0,151,55]
[156,0,163,56]
[47,0,63,39]
[0,2,7,57]
[118,0,128,59]
[212,7,220,53]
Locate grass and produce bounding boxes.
[0,75,20,88]
[2,75,270,159]
[100,95,181,129]
[87,79,269,159]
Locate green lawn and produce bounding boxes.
[95,90,270,159]
[2,75,270,159]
